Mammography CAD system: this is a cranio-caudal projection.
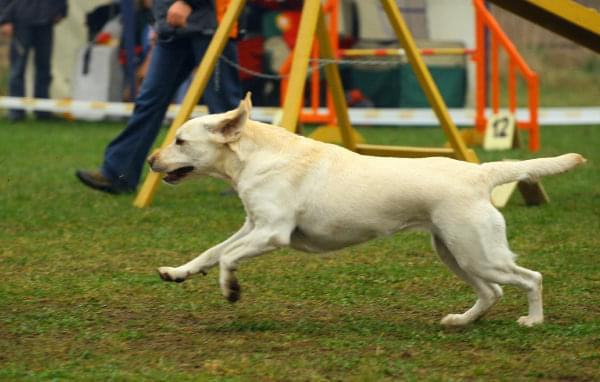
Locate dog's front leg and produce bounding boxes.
[158,219,253,282]
[218,227,290,302]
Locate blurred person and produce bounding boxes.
[0,0,68,121]
[76,0,242,194]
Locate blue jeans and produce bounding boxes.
[9,23,53,118]
[101,36,242,191]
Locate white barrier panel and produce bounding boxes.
[1,97,599,126]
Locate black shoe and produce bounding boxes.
[75,169,130,195]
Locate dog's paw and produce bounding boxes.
[225,278,241,303]
[517,315,543,327]
[441,314,470,327]
[157,267,186,283]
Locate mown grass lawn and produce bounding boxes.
[1,119,598,381]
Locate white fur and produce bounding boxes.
[148,93,586,326]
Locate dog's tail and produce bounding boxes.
[481,153,586,188]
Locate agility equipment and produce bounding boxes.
[473,0,539,151]
[287,0,542,152]
[278,0,478,162]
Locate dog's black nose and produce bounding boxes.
[147,155,156,168]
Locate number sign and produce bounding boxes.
[483,112,516,151]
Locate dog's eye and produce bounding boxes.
[175,138,185,146]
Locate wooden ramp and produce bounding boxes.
[489,0,600,53]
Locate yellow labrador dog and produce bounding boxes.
[148,93,585,327]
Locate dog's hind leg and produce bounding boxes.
[512,265,544,327]
[440,205,543,327]
[158,219,254,283]
[466,258,543,327]
[432,234,503,326]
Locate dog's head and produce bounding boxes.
[147,92,252,184]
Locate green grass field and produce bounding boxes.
[1,119,599,381]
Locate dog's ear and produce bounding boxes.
[208,101,248,143]
[243,92,253,110]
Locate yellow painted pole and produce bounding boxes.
[279,0,321,133]
[315,7,356,150]
[133,0,247,208]
[380,0,478,163]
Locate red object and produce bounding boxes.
[119,46,144,66]
[279,11,301,48]
[348,89,364,104]
[252,0,302,10]
[237,37,265,80]
[95,32,112,44]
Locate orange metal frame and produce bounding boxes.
[279,0,540,152]
[474,0,539,151]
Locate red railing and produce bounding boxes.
[473,0,539,151]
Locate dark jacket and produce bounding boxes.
[0,0,68,26]
[153,0,220,41]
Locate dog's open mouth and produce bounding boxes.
[163,166,195,184]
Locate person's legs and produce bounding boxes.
[8,24,32,120]
[191,37,242,113]
[32,23,54,119]
[100,39,196,191]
